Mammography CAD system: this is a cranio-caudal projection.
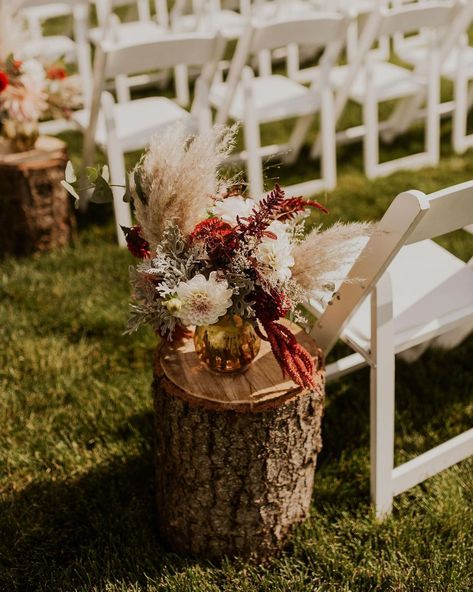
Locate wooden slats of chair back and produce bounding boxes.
[309,191,430,352]
[378,1,456,37]
[102,33,225,78]
[249,14,347,54]
[407,180,473,244]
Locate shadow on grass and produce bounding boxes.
[0,412,196,592]
[1,338,472,591]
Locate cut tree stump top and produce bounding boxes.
[158,320,324,413]
[0,136,66,169]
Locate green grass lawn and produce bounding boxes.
[1,81,473,590]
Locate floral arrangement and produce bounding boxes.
[64,125,372,390]
[0,2,81,149]
[0,56,81,130]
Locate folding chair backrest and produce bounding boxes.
[100,32,226,78]
[378,1,456,37]
[249,14,347,54]
[95,0,151,25]
[407,180,473,244]
[215,13,348,125]
[310,180,473,352]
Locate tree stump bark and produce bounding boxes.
[153,321,325,561]
[0,136,75,256]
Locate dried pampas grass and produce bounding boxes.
[292,221,375,296]
[0,1,26,62]
[133,123,238,249]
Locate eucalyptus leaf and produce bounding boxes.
[61,180,80,204]
[89,175,114,204]
[64,160,76,183]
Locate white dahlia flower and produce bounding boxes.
[174,272,233,326]
[256,221,294,283]
[212,195,256,225]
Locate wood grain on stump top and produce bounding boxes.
[159,320,323,413]
[0,136,66,167]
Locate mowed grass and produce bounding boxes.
[2,76,473,591]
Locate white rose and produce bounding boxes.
[212,195,256,225]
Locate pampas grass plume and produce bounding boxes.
[292,221,375,294]
[133,123,237,248]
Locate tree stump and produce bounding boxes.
[153,320,325,561]
[0,136,75,256]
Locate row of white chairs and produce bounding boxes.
[67,1,473,242]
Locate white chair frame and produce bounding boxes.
[307,181,473,517]
[311,2,454,180]
[213,14,349,197]
[77,32,225,245]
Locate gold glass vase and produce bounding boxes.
[2,119,39,153]
[194,315,261,373]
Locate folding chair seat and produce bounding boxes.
[209,75,321,122]
[212,14,349,197]
[73,32,225,246]
[73,97,188,153]
[307,181,473,517]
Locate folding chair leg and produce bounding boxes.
[453,71,469,155]
[363,73,379,180]
[243,75,264,197]
[426,47,440,166]
[106,144,133,247]
[320,83,337,190]
[370,273,395,519]
[175,65,190,107]
[284,115,313,165]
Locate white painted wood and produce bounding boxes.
[392,429,473,496]
[309,181,473,516]
[211,13,349,195]
[73,32,226,244]
[370,272,395,518]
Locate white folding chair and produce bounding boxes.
[18,0,93,103]
[310,2,455,180]
[89,1,181,105]
[307,181,473,517]
[73,32,226,245]
[211,14,350,198]
[387,0,473,158]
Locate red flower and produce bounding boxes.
[0,71,9,93]
[121,225,151,259]
[189,217,238,263]
[47,66,67,80]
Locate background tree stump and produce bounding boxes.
[0,136,75,256]
[154,321,325,561]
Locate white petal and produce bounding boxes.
[65,160,76,183]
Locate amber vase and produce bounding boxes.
[2,119,39,152]
[194,315,261,373]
